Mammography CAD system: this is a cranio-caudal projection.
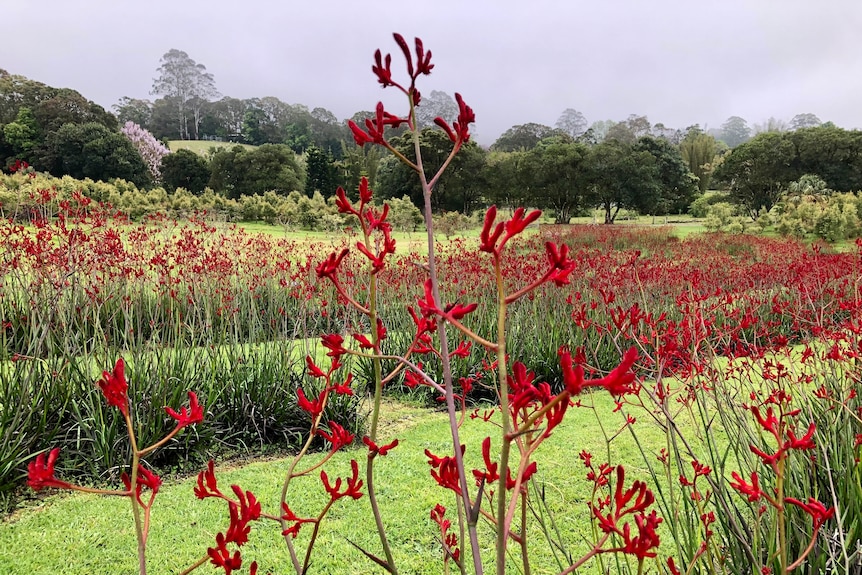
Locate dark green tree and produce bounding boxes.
[788,125,862,192]
[491,123,566,151]
[634,136,699,214]
[3,107,39,161]
[712,132,798,218]
[209,144,304,199]
[522,139,591,223]
[44,122,150,187]
[305,145,342,196]
[160,149,211,194]
[587,140,660,223]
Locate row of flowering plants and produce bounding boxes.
[17,34,667,575]
[12,32,861,575]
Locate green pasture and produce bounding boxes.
[167,140,256,156]
[0,393,687,575]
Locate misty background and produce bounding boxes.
[5,0,862,145]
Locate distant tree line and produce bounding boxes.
[3,49,859,225]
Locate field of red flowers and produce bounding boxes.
[3,182,862,572]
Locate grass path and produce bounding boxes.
[0,394,679,574]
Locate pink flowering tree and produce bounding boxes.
[121,121,171,182]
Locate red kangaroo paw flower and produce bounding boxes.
[363,436,399,457]
[358,176,373,204]
[305,355,326,378]
[334,186,355,214]
[479,206,505,253]
[352,333,374,349]
[321,333,346,360]
[413,36,433,76]
[208,532,242,572]
[450,341,472,358]
[195,460,223,499]
[317,421,355,451]
[729,470,762,502]
[296,388,324,419]
[620,510,662,559]
[785,497,835,529]
[471,436,499,485]
[316,248,349,280]
[121,465,162,506]
[559,346,585,395]
[453,93,474,142]
[165,391,204,429]
[372,49,394,87]
[27,448,72,491]
[330,373,355,396]
[321,459,364,501]
[348,120,375,146]
[785,422,817,451]
[393,33,414,77]
[98,357,129,416]
[281,503,316,538]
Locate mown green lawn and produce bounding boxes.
[0,394,684,575]
[167,140,256,155]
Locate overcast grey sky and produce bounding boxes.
[5,0,862,145]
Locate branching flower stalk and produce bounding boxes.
[26,358,203,575]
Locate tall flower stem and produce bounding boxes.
[367,251,398,573]
[412,109,483,575]
[492,254,513,575]
[124,413,146,575]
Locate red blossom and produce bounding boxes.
[785,497,835,529]
[317,421,355,451]
[321,459,363,501]
[305,355,326,378]
[296,388,324,419]
[479,206,541,255]
[450,341,472,358]
[281,503,316,538]
[316,248,349,280]
[224,485,261,545]
[121,465,162,506]
[363,436,399,457]
[334,187,356,215]
[321,333,347,360]
[165,391,204,429]
[435,93,474,144]
[98,357,129,416]
[506,461,538,490]
[27,448,72,491]
[729,470,762,502]
[352,333,374,349]
[472,436,499,485]
[619,510,663,559]
[426,446,465,495]
[749,444,781,468]
[785,422,816,451]
[195,460,223,499]
[372,48,395,88]
[404,364,425,388]
[208,532,243,573]
[417,279,477,320]
[559,346,638,397]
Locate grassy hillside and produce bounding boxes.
[167,140,256,155]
